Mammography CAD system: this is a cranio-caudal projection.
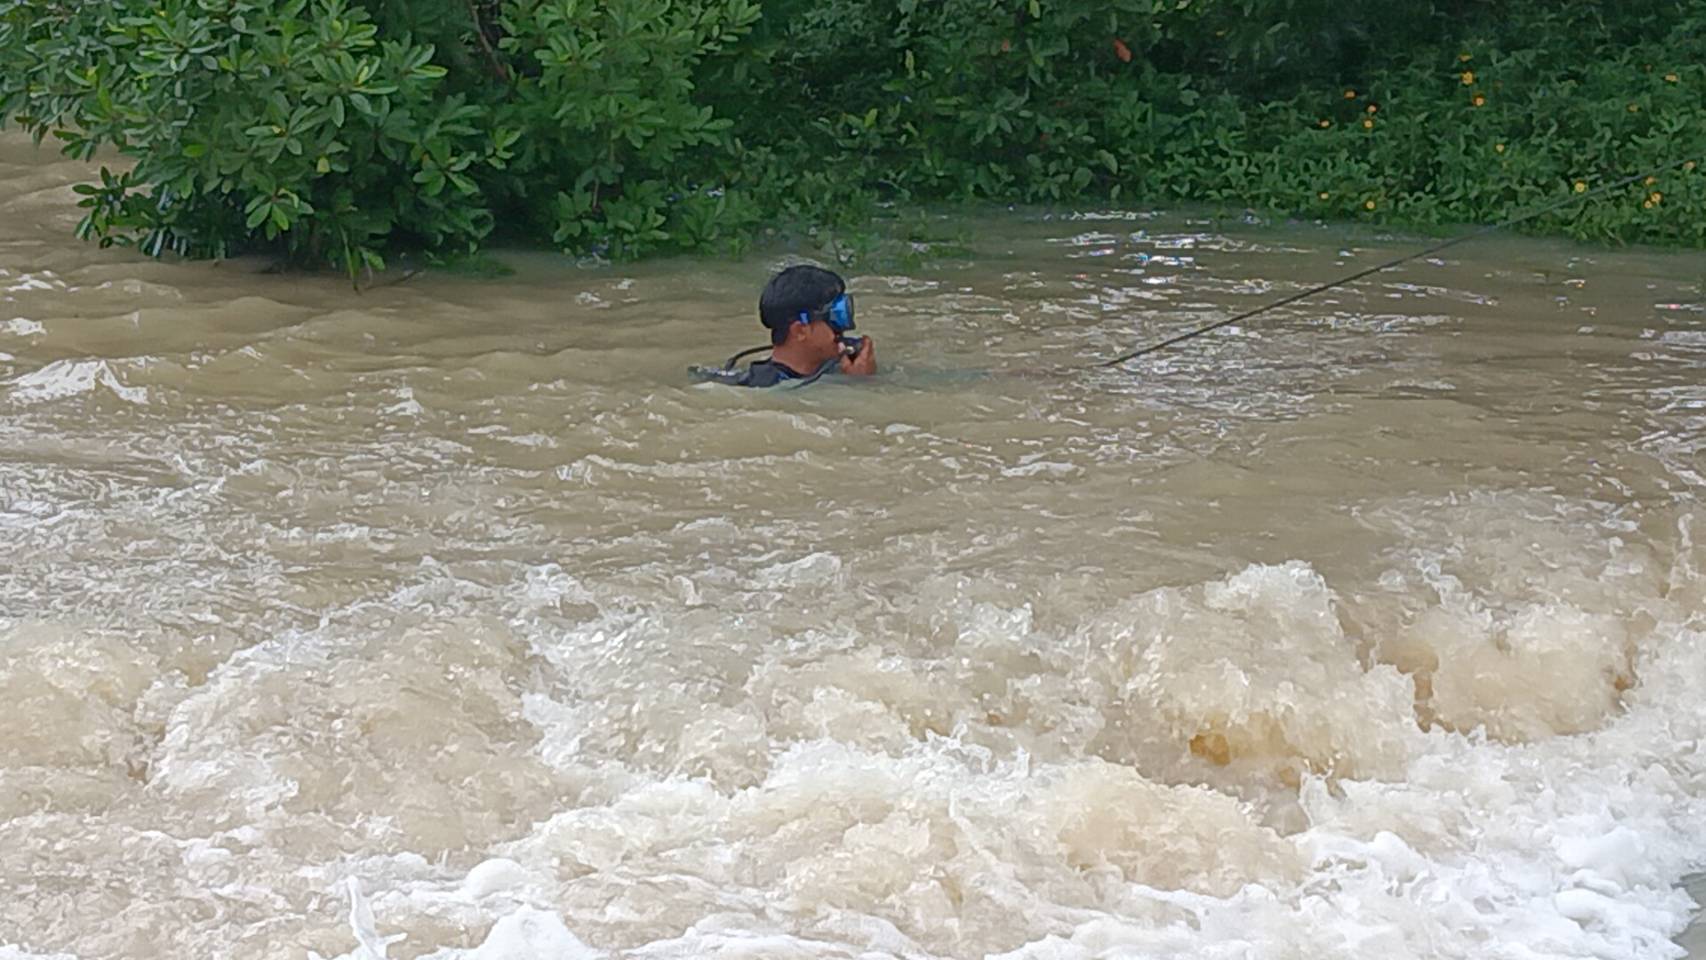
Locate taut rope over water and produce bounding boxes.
[1099,158,1699,368]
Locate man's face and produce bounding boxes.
[811,316,843,354]
[794,316,840,360]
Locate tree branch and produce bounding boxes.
[465,0,511,82]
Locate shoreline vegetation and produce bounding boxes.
[2,0,1703,278]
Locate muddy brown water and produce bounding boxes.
[2,132,1705,959]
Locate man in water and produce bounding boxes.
[715,264,877,387]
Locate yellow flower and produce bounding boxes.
[1666,73,1680,83]
[1494,143,1506,153]
[1319,191,1330,200]
[1364,199,1377,210]
[1366,103,1378,114]
[1459,53,1472,62]
[1627,102,1640,113]
[1318,119,1332,128]
[1645,176,1657,186]
[1643,200,1654,209]
[1344,89,1357,99]
[1362,118,1374,130]
[1650,191,1663,204]
[1471,94,1486,107]
[1573,180,1588,193]
[1686,161,1698,172]
[1460,70,1475,85]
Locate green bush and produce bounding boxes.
[493,0,762,257]
[750,0,1705,244]
[1,0,1702,273]
[0,0,514,275]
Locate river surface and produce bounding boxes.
[3,132,1705,960]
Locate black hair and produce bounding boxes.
[759,264,845,345]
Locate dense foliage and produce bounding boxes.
[2,0,1702,273]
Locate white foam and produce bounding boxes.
[1000,460,1081,478]
[382,386,424,417]
[6,358,147,404]
[756,552,844,590]
[3,274,61,293]
[347,878,406,959]
[307,540,1705,958]
[420,908,603,960]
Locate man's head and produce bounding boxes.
[759,265,851,356]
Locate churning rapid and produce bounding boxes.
[3,132,1705,960]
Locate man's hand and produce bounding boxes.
[838,336,876,376]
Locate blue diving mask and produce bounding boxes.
[798,293,856,334]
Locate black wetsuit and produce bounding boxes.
[691,355,840,388]
[735,358,809,387]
